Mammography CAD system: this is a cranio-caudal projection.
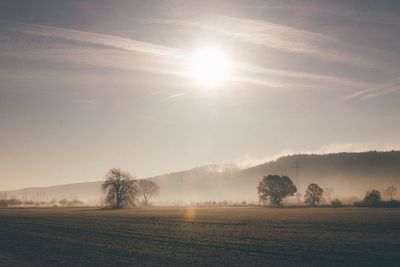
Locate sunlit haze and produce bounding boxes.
[1,1,400,190]
[189,46,231,88]
[1,2,400,266]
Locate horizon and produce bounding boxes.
[1,0,400,190]
[2,149,399,192]
[1,3,400,265]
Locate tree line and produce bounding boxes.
[1,169,397,209]
[0,195,85,208]
[258,174,398,207]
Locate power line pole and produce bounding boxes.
[292,159,304,189]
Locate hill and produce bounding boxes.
[2,151,400,204]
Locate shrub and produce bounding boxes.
[331,199,342,208]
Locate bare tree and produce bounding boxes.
[304,183,324,206]
[138,180,160,206]
[102,168,138,209]
[384,185,397,201]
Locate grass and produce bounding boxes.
[0,207,399,266]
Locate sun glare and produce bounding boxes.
[190,46,231,88]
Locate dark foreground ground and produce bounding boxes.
[0,207,399,266]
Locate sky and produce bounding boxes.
[1,0,400,190]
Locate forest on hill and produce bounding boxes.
[2,151,399,205]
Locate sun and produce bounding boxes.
[189,46,231,88]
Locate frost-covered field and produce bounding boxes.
[0,207,399,266]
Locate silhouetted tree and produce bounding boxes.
[363,189,381,207]
[258,175,297,206]
[0,199,8,207]
[58,199,68,206]
[68,199,84,207]
[102,168,138,209]
[304,183,324,206]
[138,180,159,206]
[384,185,397,200]
[331,198,342,208]
[0,198,22,207]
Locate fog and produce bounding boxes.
[1,151,399,206]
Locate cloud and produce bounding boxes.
[237,64,370,90]
[167,93,186,99]
[151,16,371,66]
[0,19,370,92]
[74,99,98,105]
[2,20,184,59]
[0,20,190,79]
[308,141,400,154]
[238,1,400,25]
[345,76,400,100]
[234,150,296,169]
[235,141,400,168]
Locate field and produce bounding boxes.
[0,207,399,266]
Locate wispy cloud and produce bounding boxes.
[345,76,400,100]
[237,64,370,89]
[307,141,400,154]
[0,20,189,79]
[2,20,184,59]
[168,93,186,99]
[0,19,370,92]
[74,99,99,105]
[237,1,400,25]
[235,141,400,168]
[151,16,370,66]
